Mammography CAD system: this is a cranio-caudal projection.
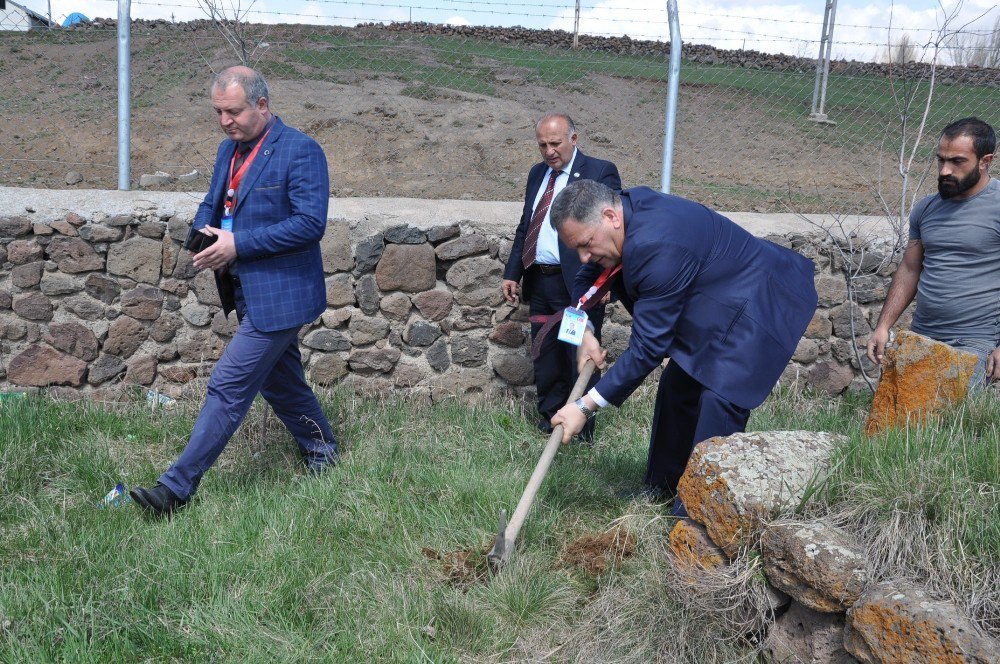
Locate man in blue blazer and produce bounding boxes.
[550,181,817,511]
[131,66,339,517]
[501,113,621,441]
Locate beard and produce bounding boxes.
[938,166,981,199]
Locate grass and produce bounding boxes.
[3,379,998,660]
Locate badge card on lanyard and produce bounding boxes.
[223,126,272,232]
[558,307,588,346]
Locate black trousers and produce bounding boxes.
[527,267,600,440]
[645,360,750,492]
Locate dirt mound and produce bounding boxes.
[560,525,638,575]
[423,545,491,587]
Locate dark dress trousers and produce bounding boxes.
[504,151,622,437]
[575,187,818,490]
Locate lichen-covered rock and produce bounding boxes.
[865,330,978,436]
[845,581,1000,663]
[761,520,867,612]
[8,344,87,387]
[677,431,844,558]
[668,518,727,573]
[764,601,855,664]
[375,243,436,292]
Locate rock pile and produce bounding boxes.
[669,430,1000,663]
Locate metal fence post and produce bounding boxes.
[117,0,131,190]
[810,0,837,124]
[661,0,681,193]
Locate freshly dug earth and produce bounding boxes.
[560,525,638,575]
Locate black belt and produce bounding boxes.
[230,274,241,286]
[534,263,561,275]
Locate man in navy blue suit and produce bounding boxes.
[131,66,339,518]
[549,181,817,512]
[501,113,621,441]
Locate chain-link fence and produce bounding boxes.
[1,1,997,215]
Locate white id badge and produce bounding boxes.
[558,307,588,346]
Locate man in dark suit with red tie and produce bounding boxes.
[501,113,621,441]
[549,181,817,513]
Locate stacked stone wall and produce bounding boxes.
[0,192,899,402]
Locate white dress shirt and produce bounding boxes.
[531,149,578,266]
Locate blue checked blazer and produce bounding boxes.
[195,116,329,332]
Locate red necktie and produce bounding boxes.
[521,169,561,269]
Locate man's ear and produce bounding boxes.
[257,96,269,112]
[981,152,994,171]
[604,205,622,228]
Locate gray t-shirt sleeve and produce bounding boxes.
[909,196,933,240]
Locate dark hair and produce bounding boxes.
[535,112,577,137]
[212,67,269,107]
[941,117,996,159]
[550,180,619,230]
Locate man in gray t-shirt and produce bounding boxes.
[868,117,998,386]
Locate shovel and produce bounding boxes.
[487,358,597,571]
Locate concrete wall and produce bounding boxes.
[0,187,897,403]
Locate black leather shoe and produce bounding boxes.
[130,482,188,519]
[305,452,340,476]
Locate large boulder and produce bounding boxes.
[677,431,844,558]
[865,330,978,435]
[760,520,867,613]
[845,581,1000,663]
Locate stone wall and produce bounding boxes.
[67,19,1000,88]
[0,189,898,402]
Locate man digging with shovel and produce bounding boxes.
[548,181,818,516]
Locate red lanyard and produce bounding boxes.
[224,126,272,214]
[576,265,622,309]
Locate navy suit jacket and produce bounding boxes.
[196,116,329,333]
[576,187,817,410]
[504,150,622,300]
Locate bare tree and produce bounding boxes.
[948,17,1000,68]
[883,32,917,64]
[197,0,269,67]
[795,2,986,392]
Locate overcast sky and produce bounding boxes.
[24,0,1000,62]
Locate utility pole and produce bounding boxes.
[809,0,838,125]
[573,0,580,50]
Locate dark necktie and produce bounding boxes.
[521,169,562,269]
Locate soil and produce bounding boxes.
[0,23,895,213]
[559,525,638,576]
[423,545,492,587]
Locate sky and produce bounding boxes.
[20,0,1000,63]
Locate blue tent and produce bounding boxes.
[62,12,89,27]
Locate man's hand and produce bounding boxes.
[551,403,586,444]
[986,346,1000,383]
[866,327,891,365]
[501,279,520,304]
[577,329,607,371]
[192,227,237,271]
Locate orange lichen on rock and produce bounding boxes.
[667,518,727,574]
[865,330,978,436]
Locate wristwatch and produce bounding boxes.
[574,398,597,420]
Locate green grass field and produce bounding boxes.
[2,381,997,661]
